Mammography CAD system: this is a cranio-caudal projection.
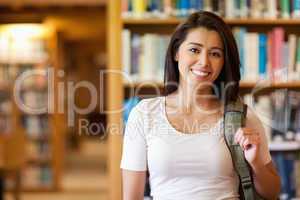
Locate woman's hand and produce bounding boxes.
[234,127,264,169]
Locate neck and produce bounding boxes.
[175,82,220,115]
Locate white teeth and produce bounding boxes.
[191,70,209,77]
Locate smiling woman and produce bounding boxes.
[175,27,224,90]
[121,11,281,200]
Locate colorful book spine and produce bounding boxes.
[225,0,235,18]
[293,0,300,18]
[179,0,189,17]
[296,37,300,79]
[240,0,249,18]
[288,34,297,80]
[267,0,278,18]
[122,29,131,76]
[273,27,285,81]
[132,0,146,18]
[259,33,267,79]
[280,0,291,18]
[203,0,212,12]
[163,0,172,16]
[189,0,203,12]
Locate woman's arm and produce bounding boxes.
[234,107,281,199]
[122,169,146,200]
[235,127,281,200]
[251,161,281,200]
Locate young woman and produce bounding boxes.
[121,11,281,200]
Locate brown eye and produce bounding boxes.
[210,52,222,58]
[189,48,200,54]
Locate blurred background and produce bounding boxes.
[0,0,300,200]
[0,0,108,200]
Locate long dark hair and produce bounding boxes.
[163,11,241,103]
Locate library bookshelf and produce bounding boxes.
[0,22,65,192]
[108,2,300,200]
[123,18,300,25]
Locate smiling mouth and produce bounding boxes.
[191,69,211,78]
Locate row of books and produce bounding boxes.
[22,165,52,187]
[0,34,48,64]
[27,141,51,160]
[4,165,52,190]
[21,115,50,137]
[122,0,300,19]
[0,64,18,83]
[245,91,300,198]
[122,30,170,82]
[234,27,300,82]
[0,64,48,90]
[244,90,300,142]
[122,28,300,83]
[273,152,300,199]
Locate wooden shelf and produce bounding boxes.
[27,135,49,141]
[27,157,51,165]
[0,0,106,7]
[6,186,56,193]
[20,186,55,193]
[240,81,300,88]
[269,141,300,152]
[123,17,300,25]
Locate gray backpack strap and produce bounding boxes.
[224,100,263,200]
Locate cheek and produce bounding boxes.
[211,60,224,78]
[177,55,192,74]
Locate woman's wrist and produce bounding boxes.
[249,159,265,173]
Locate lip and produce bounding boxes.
[190,69,211,79]
[190,68,212,73]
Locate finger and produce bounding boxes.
[239,135,248,150]
[234,128,243,143]
[243,138,251,150]
[243,135,260,150]
[241,128,259,136]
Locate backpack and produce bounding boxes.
[224,100,264,200]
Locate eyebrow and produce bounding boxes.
[188,42,224,51]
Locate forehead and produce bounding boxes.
[183,27,223,48]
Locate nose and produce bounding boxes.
[197,50,209,67]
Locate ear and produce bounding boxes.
[174,52,178,61]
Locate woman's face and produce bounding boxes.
[175,27,224,89]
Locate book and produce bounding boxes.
[280,0,291,18]
[288,34,297,80]
[293,0,300,18]
[259,33,267,79]
[244,32,259,81]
